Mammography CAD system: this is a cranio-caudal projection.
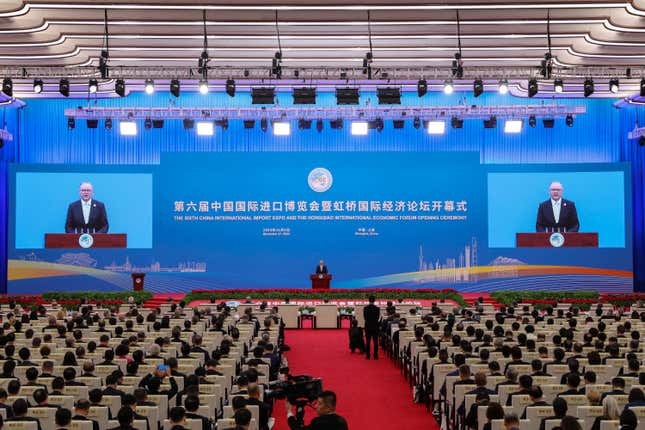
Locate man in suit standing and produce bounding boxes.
[315,260,327,275]
[363,295,380,360]
[536,181,579,232]
[65,182,109,233]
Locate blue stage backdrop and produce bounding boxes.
[7,152,632,293]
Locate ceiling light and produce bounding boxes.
[377,87,401,104]
[640,78,645,97]
[553,78,564,93]
[144,118,152,130]
[169,79,180,97]
[215,119,229,130]
[427,120,445,135]
[144,79,155,95]
[196,121,214,136]
[273,121,291,136]
[86,119,98,129]
[115,79,126,97]
[504,119,523,133]
[120,121,137,136]
[473,79,484,97]
[260,118,268,132]
[351,121,368,135]
[105,118,112,130]
[316,119,323,132]
[298,119,312,130]
[59,78,70,97]
[528,115,536,128]
[609,78,619,94]
[243,120,255,129]
[2,78,13,97]
[584,78,594,97]
[393,120,405,129]
[443,80,454,95]
[33,79,43,94]
[527,78,538,97]
[498,79,509,95]
[417,79,427,97]
[199,79,209,95]
[375,118,384,132]
[330,119,343,130]
[484,116,497,129]
[336,87,359,105]
[542,119,555,128]
[252,88,275,104]
[67,117,75,130]
[413,117,421,129]
[566,114,574,127]
[152,120,164,129]
[183,118,195,130]
[451,117,463,129]
[88,79,98,94]
[226,79,236,97]
[293,87,316,104]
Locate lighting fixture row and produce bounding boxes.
[66,115,575,136]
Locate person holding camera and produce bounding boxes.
[285,391,348,430]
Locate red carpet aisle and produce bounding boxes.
[273,329,440,430]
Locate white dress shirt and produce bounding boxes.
[551,198,561,223]
[82,199,92,224]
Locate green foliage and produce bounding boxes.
[41,291,153,304]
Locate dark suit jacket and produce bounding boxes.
[185,412,211,430]
[72,414,100,430]
[363,304,380,334]
[65,199,109,233]
[315,265,328,274]
[288,413,348,430]
[536,198,579,232]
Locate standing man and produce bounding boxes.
[315,259,328,275]
[535,181,579,233]
[65,182,109,233]
[363,295,380,360]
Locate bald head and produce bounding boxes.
[79,182,94,202]
[548,181,563,201]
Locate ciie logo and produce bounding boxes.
[549,232,565,248]
[308,167,333,193]
[78,233,94,249]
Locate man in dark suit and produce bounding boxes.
[286,391,348,430]
[536,181,579,232]
[72,399,100,430]
[315,260,328,275]
[363,295,380,360]
[65,182,109,233]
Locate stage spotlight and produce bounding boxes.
[88,79,98,94]
[376,87,401,104]
[215,119,229,130]
[86,119,98,129]
[2,78,13,97]
[427,120,445,135]
[554,78,564,93]
[504,119,523,133]
[33,79,43,94]
[273,121,291,136]
[498,79,509,95]
[609,78,619,94]
[351,121,368,135]
[226,79,236,97]
[105,118,112,130]
[260,118,268,132]
[393,120,405,129]
[115,79,126,97]
[330,118,343,129]
[443,79,454,95]
[293,87,316,104]
[59,78,70,97]
[473,79,484,97]
[483,116,497,129]
[196,121,214,136]
[639,136,645,147]
[450,117,463,129]
[336,87,359,105]
[641,78,645,97]
[316,119,324,132]
[252,88,275,104]
[198,79,209,95]
[183,118,195,130]
[528,115,536,128]
[527,78,538,97]
[566,114,574,127]
[417,79,427,97]
[67,117,75,130]
[169,79,180,97]
[584,78,594,97]
[243,120,255,129]
[144,117,152,130]
[375,117,384,132]
[120,120,137,136]
[152,120,164,129]
[413,117,421,129]
[144,79,155,95]
[542,119,555,128]
[297,119,312,130]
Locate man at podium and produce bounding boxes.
[315,259,328,275]
[65,182,109,233]
[535,181,579,233]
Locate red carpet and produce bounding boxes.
[273,329,439,430]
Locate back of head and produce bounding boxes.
[117,406,134,426]
[234,408,252,426]
[319,390,337,411]
[560,415,582,430]
[620,409,638,429]
[232,396,247,410]
[169,406,185,424]
[56,407,72,427]
[553,397,568,417]
[184,395,200,412]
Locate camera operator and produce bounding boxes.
[285,390,348,430]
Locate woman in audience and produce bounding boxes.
[586,390,601,406]
[560,416,582,430]
[62,351,77,366]
[619,409,638,430]
[483,402,504,430]
[623,387,645,409]
[591,395,620,430]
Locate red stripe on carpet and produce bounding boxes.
[273,329,439,430]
